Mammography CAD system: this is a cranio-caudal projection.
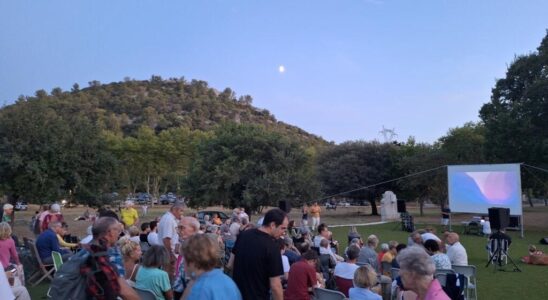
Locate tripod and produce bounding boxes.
[485,234,521,272]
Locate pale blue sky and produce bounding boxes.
[1,0,547,143]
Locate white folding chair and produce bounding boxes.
[453,265,478,300]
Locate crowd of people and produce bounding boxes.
[0,200,485,300]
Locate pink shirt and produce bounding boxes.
[424,279,451,300]
[0,238,20,267]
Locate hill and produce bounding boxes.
[6,76,327,147]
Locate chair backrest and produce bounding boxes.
[391,267,400,279]
[314,287,346,300]
[490,238,509,253]
[334,276,353,297]
[134,287,157,300]
[381,261,392,276]
[452,265,475,277]
[51,251,64,271]
[435,269,456,275]
[28,239,51,267]
[435,273,449,286]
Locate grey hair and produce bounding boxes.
[367,234,379,247]
[397,246,436,276]
[182,217,200,232]
[142,245,170,268]
[92,217,119,239]
[170,201,185,210]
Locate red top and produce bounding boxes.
[284,259,317,300]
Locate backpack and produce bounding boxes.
[47,248,108,300]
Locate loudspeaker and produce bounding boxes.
[397,200,406,213]
[279,200,291,213]
[488,207,510,230]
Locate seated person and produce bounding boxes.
[480,217,492,236]
[334,245,360,297]
[391,244,407,269]
[35,221,72,264]
[80,225,93,245]
[348,265,382,300]
[284,250,322,300]
[57,223,78,250]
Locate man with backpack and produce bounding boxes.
[48,216,138,300]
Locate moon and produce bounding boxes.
[278,65,285,73]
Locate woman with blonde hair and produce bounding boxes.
[0,222,20,268]
[119,238,142,287]
[349,265,381,300]
[182,234,241,300]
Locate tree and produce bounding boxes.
[479,30,548,200]
[184,123,319,212]
[316,141,399,215]
[438,122,486,164]
[0,101,115,205]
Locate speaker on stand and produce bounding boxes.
[279,200,291,213]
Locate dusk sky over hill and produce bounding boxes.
[1,0,547,143]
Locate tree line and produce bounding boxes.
[1,31,547,211]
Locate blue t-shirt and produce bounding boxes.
[135,266,171,300]
[186,268,242,300]
[348,287,382,300]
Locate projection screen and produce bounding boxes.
[447,164,522,215]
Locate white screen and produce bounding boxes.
[448,164,522,215]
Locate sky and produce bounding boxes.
[1,0,547,144]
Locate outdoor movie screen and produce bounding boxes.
[447,164,522,215]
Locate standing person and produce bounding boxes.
[284,250,321,300]
[230,208,288,300]
[119,239,142,287]
[41,204,64,233]
[181,234,242,300]
[238,207,249,222]
[135,245,173,300]
[309,202,321,231]
[120,201,139,228]
[1,204,14,227]
[85,217,139,300]
[141,204,148,217]
[441,206,451,230]
[301,204,309,228]
[173,217,200,300]
[147,221,160,245]
[157,202,185,278]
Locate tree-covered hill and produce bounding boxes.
[6,76,327,147]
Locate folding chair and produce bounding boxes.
[27,239,55,286]
[313,287,346,300]
[453,265,478,300]
[134,287,157,300]
[390,267,400,279]
[487,238,508,265]
[381,261,393,276]
[51,251,64,272]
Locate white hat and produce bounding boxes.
[3,203,13,210]
[50,203,61,212]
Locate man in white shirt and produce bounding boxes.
[157,202,184,279]
[446,232,468,265]
[334,245,360,280]
[147,220,160,245]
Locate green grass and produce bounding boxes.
[330,222,548,300]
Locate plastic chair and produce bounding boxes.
[453,265,478,300]
[51,251,64,272]
[313,287,346,300]
[434,269,456,287]
[134,287,157,300]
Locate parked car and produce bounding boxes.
[15,201,28,211]
[160,192,177,205]
[338,201,351,207]
[325,202,337,210]
[196,210,230,225]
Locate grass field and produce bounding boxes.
[22,204,548,299]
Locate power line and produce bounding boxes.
[522,163,548,175]
[315,165,447,202]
